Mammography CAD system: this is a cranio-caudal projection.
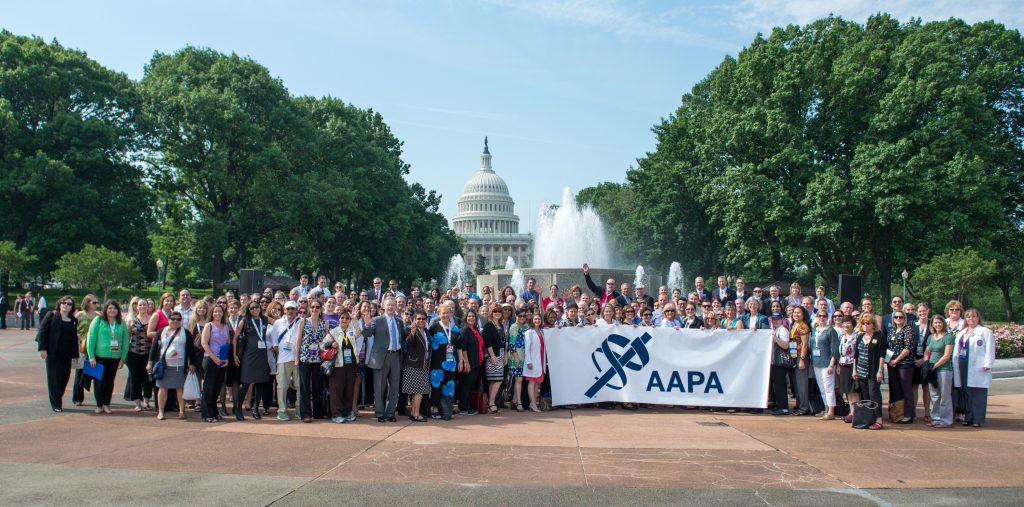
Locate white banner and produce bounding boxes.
[545,325,772,408]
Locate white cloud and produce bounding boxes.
[727,0,1024,33]
[484,0,734,50]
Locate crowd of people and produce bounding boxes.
[32,265,996,430]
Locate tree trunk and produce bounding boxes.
[998,281,1015,322]
[212,251,226,287]
[771,251,784,281]
[878,263,892,311]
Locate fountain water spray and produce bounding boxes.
[634,265,646,288]
[668,262,684,293]
[442,254,471,291]
[505,256,517,270]
[533,187,612,269]
[510,269,525,297]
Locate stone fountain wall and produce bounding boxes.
[477,268,662,297]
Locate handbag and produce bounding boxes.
[852,400,877,429]
[151,329,179,381]
[919,361,934,388]
[772,343,796,369]
[320,359,335,376]
[888,399,905,423]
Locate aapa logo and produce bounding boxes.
[585,332,653,398]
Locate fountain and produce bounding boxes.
[505,256,517,270]
[634,265,646,288]
[510,269,525,297]
[533,187,612,269]
[668,262,684,293]
[441,254,471,291]
[474,187,661,296]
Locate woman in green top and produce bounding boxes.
[72,294,100,406]
[86,300,130,414]
[925,314,955,428]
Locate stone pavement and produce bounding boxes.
[2,328,1023,506]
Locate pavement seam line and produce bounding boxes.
[568,409,590,487]
[264,420,411,507]
[722,415,857,490]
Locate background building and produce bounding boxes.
[452,138,533,270]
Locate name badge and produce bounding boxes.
[885,349,894,362]
[309,345,319,355]
[343,349,353,365]
[257,340,267,349]
[446,343,456,363]
[110,340,119,354]
[788,341,798,358]
[813,347,821,358]
[281,343,293,353]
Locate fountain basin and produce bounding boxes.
[478,268,663,302]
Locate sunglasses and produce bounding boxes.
[310,305,322,310]
[893,316,905,320]
[170,317,182,322]
[60,301,72,306]
[415,317,426,321]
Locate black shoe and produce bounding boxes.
[377,417,386,423]
[263,408,270,416]
[387,416,397,422]
[251,408,262,420]
[234,408,245,421]
[52,407,63,412]
[219,407,228,417]
[771,409,790,416]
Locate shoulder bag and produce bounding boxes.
[150,329,179,381]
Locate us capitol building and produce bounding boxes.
[452,138,533,269]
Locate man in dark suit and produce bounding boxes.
[712,275,735,303]
[369,277,385,303]
[881,295,915,337]
[694,277,711,301]
[762,285,783,311]
[361,296,405,422]
[583,264,621,308]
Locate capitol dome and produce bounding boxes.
[452,138,533,269]
[452,138,519,235]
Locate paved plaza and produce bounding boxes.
[1,328,1022,506]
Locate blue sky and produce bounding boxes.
[5,1,1022,233]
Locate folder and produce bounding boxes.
[82,360,105,380]
[217,343,231,361]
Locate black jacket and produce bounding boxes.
[148,327,196,368]
[482,321,505,355]
[403,328,429,369]
[852,331,887,379]
[36,311,78,355]
[584,272,621,304]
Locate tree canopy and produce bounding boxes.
[579,15,1024,311]
[51,244,143,302]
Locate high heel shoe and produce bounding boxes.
[251,407,262,420]
[516,403,524,412]
[530,404,541,413]
[234,407,245,421]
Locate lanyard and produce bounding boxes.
[441,325,452,343]
[251,318,264,341]
[959,329,975,351]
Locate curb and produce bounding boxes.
[994,357,1024,379]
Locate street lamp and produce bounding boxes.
[901,269,909,301]
[156,258,164,289]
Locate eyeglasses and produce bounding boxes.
[949,308,961,312]
[60,301,72,306]
[665,310,676,313]
[642,313,652,317]
[415,317,426,321]
[310,305,322,310]
[893,316,905,320]
[170,317,182,322]
[701,305,711,309]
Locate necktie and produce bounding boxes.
[388,316,399,351]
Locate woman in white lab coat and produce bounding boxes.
[952,309,995,427]
[523,314,546,413]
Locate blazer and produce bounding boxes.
[402,328,429,370]
[482,321,505,355]
[681,316,703,329]
[712,288,736,303]
[743,314,771,330]
[583,272,621,306]
[852,331,887,379]
[952,326,995,389]
[361,313,406,369]
[36,311,79,355]
[694,288,711,301]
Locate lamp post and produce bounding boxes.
[156,258,164,290]
[901,269,909,301]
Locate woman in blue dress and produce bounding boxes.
[427,303,459,420]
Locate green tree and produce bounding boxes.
[52,244,143,302]
[139,47,306,284]
[582,16,1023,303]
[0,31,151,273]
[0,240,37,289]
[912,247,996,308]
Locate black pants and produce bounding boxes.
[126,351,153,401]
[93,357,120,407]
[202,357,226,419]
[457,363,483,412]
[329,363,357,417]
[250,374,275,409]
[73,368,87,403]
[298,362,325,419]
[769,365,791,411]
[45,353,75,410]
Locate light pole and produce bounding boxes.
[156,258,164,290]
[901,269,909,301]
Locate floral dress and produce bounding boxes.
[507,322,526,377]
[427,322,459,400]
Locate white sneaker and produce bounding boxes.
[332,416,345,424]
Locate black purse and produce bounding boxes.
[772,343,796,369]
